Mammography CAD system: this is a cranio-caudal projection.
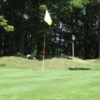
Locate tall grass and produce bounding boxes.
[0,56,100,70]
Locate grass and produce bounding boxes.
[0,55,100,70]
[0,69,100,100]
[0,56,100,100]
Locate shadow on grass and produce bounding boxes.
[12,53,76,61]
[44,55,61,59]
[61,56,72,60]
[36,55,62,61]
[68,67,91,70]
[0,64,6,66]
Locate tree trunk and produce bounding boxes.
[99,4,100,59]
[0,31,5,56]
[84,21,89,59]
[11,0,27,55]
[83,6,90,59]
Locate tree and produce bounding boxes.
[0,0,100,59]
[0,0,14,56]
[99,3,100,59]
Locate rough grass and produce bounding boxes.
[0,55,100,70]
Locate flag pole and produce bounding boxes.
[42,9,52,71]
[42,22,46,71]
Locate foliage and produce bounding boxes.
[31,50,37,56]
[23,14,30,20]
[39,5,47,11]
[0,16,14,32]
[3,0,6,2]
[70,0,89,8]
[0,0,99,59]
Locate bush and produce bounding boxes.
[31,50,37,56]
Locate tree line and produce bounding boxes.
[0,0,100,59]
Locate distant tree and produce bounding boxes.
[99,3,100,59]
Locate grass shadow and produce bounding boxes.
[61,56,72,60]
[36,54,62,61]
[68,67,91,70]
[0,64,6,66]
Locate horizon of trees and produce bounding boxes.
[0,0,100,59]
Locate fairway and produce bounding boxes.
[0,68,100,100]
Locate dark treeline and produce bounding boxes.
[0,0,100,59]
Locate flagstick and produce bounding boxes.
[42,22,46,71]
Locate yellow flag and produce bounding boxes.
[44,9,52,25]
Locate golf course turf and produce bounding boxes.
[0,68,100,100]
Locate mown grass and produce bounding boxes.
[0,56,100,100]
[0,69,100,100]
